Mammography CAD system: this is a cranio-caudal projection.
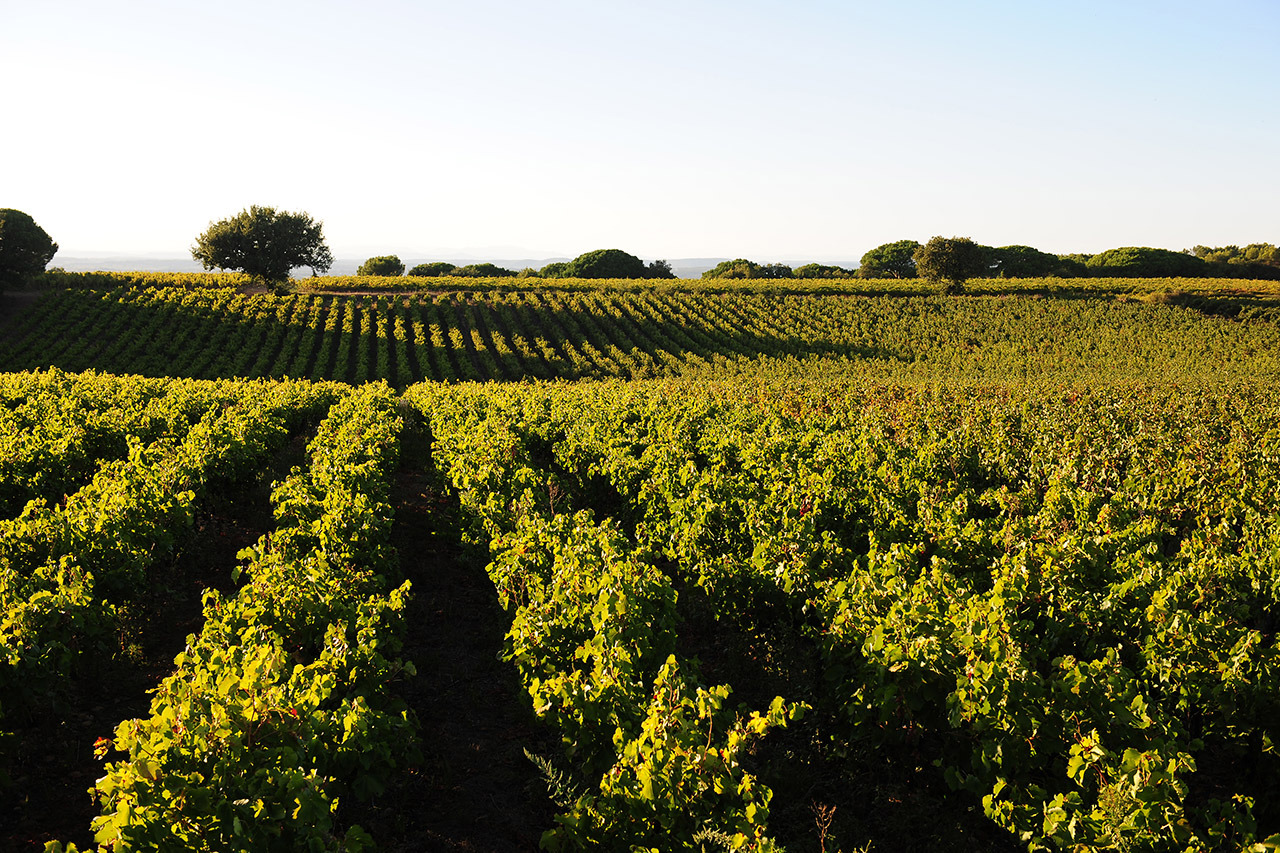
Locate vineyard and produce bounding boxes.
[3,276,1280,851]
[4,280,1280,386]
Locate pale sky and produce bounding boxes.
[5,0,1277,262]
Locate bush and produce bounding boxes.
[357,255,405,277]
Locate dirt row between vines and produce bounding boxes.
[347,468,555,851]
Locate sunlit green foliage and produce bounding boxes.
[356,254,405,276]
[191,206,333,282]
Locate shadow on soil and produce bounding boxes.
[342,432,557,851]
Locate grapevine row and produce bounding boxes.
[406,379,1280,851]
[6,287,1280,386]
[1,379,339,733]
[404,383,802,851]
[54,383,415,852]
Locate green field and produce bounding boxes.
[5,275,1280,385]
[3,275,1280,852]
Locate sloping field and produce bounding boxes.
[4,275,1280,851]
[4,278,1280,385]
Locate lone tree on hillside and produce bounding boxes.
[914,236,988,293]
[357,255,405,276]
[563,249,675,279]
[192,206,333,282]
[0,209,58,286]
[858,240,921,279]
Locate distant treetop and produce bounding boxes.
[560,249,674,279]
[538,261,571,279]
[451,262,517,277]
[702,259,794,280]
[1085,247,1207,278]
[407,261,457,277]
[989,245,1070,278]
[793,263,853,279]
[357,254,405,276]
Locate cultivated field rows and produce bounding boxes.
[3,367,1279,850]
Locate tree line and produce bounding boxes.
[357,248,676,280]
[3,205,1277,286]
[851,238,1280,283]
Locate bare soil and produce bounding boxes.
[342,467,557,851]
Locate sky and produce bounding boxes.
[4,0,1278,263]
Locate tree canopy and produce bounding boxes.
[989,245,1067,278]
[646,259,676,279]
[407,262,457,277]
[357,255,405,277]
[1085,247,1207,278]
[858,240,921,279]
[1189,244,1280,279]
[914,236,988,292]
[451,262,517,277]
[0,209,58,286]
[793,263,853,279]
[702,259,794,280]
[1192,243,1279,267]
[191,206,332,282]
[559,249,675,279]
[567,249,648,279]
